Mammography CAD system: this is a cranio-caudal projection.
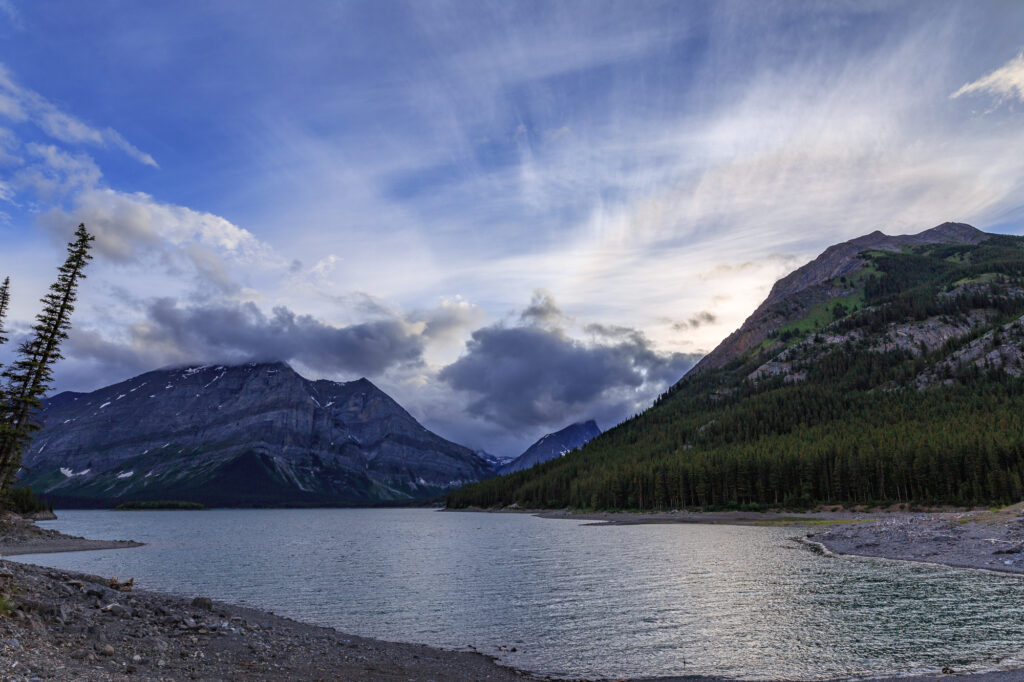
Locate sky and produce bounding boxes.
[1,1,1024,456]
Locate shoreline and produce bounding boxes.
[527,507,879,526]
[0,558,538,682]
[6,511,1024,680]
[1,512,535,681]
[457,505,1024,576]
[0,511,143,558]
[0,536,144,556]
[805,507,1024,576]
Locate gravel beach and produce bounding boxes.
[0,558,541,682]
[0,511,141,557]
[0,513,537,682]
[807,507,1024,575]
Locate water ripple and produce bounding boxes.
[15,508,1024,680]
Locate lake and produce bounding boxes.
[12,509,1024,679]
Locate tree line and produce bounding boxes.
[448,379,1024,510]
[0,224,94,510]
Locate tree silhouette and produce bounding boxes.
[0,225,94,491]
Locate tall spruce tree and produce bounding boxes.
[0,276,9,349]
[0,225,94,490]
[0,276,12,480]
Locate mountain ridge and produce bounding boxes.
[690,222,988,374]
[498,420,601,475]
[21,361,493,507]
[448,222,1024,510]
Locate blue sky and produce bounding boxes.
[2,1,1024,454]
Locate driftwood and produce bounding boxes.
[109,577,134,592]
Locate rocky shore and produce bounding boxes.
[0,558,540,682]
[0,513,536,682]
[535,505,1024,577]
[0,512,142,557]
[807,507,1024,575]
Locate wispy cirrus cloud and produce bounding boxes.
[0,64,157,167]
[952,52,1024,105]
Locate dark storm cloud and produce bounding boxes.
[440,298,698,432]
[518,289,567,328]
[59,298,428,390]
[145,299,425,375]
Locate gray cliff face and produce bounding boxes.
[20,362,493,507]
[688,222,988,375]
[499,420,601,475]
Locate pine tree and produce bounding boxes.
[0,225,94,490]
[0,276,9,349]
[0,276,9,433]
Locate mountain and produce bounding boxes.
[474,449,514,472]
[499,420,601,475]
[692,222,988,373]
[448,223,1024,510]
[20,362,493,507]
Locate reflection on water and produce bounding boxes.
[14,509,1024,680]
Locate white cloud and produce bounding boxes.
[0,63,157,166]
[38,188,267,261]
[310,254,340,277]
[17,143,102,197]
[952,52,1024,105]
[31,187,284,311]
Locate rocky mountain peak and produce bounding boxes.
[689,222,992,375]
[923,222,986,241]
[498,419,602,475]
[21,361,493,507]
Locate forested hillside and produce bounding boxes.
[448,227,1024,510]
